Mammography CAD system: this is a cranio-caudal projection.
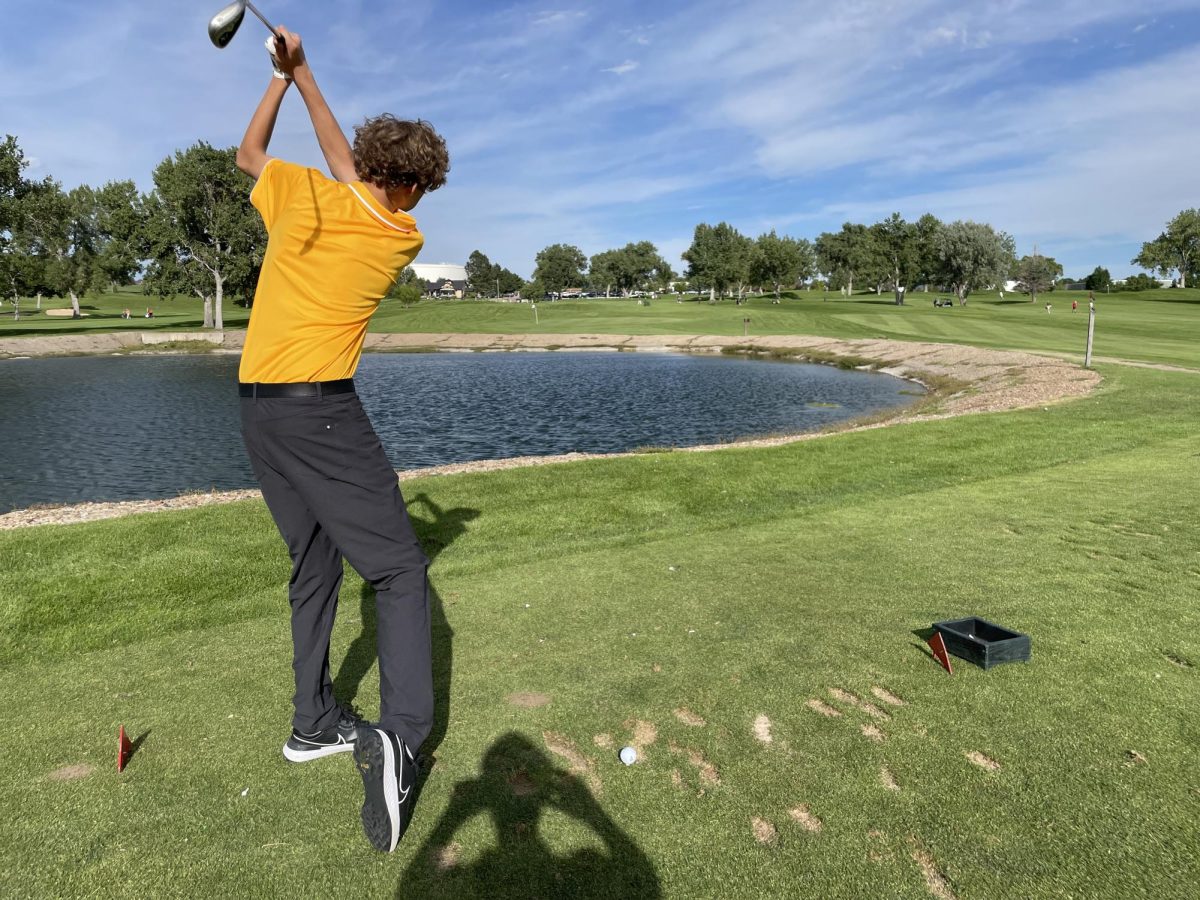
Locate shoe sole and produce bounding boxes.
[282,740,355,763]
[355,728,399,852]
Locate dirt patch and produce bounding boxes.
[830,688,890,720]
[0,333,1102,529]
[909,839,958,900]
[507,691,551,708]
[433,842,462,871]
[1125,750,1148,766]
[861,724,885,743]
[871,686,907,707]
[542,731,602,795]
[669,740,720,786]
[751,817,778,845]
[625,719,659,753]
[753,714,773,744]
[965,751,1001,772]
[670,769,683,789]
[880,766,900,791]
[806,699,843,718]
[868,829,891,863]
[788,804,822,833]
[673,707,706,727]
[47,763,95,781]
[592,733,614,750]
[508,770,537,796]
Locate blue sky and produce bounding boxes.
[4,0,1200,278]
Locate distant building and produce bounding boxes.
[409,263,468,298]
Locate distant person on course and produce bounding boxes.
[235,26,449,854]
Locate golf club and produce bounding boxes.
[208,0,280,49]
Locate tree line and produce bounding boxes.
[2,132,1197,326]
[1,135,265,328]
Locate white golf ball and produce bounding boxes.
[619,746,637,766]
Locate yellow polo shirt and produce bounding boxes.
[239,158,424,383]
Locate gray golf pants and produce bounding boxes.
[240,390,432,751]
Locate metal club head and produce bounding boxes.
[208,1,247,49]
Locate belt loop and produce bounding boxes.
[317,381,324,399]
[253,383,259,401]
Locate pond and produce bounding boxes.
[0,351,923,512]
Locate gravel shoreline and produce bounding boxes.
[0,331,1100,530]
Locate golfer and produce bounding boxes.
[235,27,449,853]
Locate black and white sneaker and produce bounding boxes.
[282,707,365,762]
[354,727,418,852]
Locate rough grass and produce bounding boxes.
[1,361,1198,898]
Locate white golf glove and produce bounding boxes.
[265,36,289,80]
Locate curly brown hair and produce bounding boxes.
[352,115,449,192]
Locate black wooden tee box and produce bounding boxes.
[931,617,1031,669]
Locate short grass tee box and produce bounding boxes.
[932,617,1031,669]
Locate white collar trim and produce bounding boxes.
[348,184,414,233]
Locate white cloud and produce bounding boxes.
[604,60,639,75]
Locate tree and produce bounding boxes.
[495,266,523,296]
[464,250,494,296]
[533,243,586,298]
[92,181,145,291]
[611,241,671,296]
[1084,266,1112,292]
[683,222,751,301]
[815,223,882,296]
[1013,252,1063,305]
[142,143,264,329]
[750,231,813,300]
[1114,273,1161,292]
[910,213,944,293]
[870,213,927,305]
[933,221,1016,303]
[1133,209,1200,289]
[588,249,622,298]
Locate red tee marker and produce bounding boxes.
[928,632,954,674]
[118,726,133,772]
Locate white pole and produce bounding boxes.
[1084,306,1095,368]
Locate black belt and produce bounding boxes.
[239,379,356,398]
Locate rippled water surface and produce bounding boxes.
[0,351,921,511]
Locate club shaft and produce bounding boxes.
[244,1,278,36]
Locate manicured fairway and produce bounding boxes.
[1,356,1197,897]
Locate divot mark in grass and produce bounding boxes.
[668,740,720,785]
[625,719,659,755]
[48,763,95,781]
[508,770,537,796]
[507,691,551,708]
[868,829,891,863]
[965,751,1000,772]
[670,769,683,789]
[861,723,885,743]
[830,688,890,720]
[880,765,900,791]
[433,842,462,871]
[542,731,602,795]
[673,707,706,726]
[753,714,773,744]
[871,686,906,707]
[1164,653,1193,668]
[788,804,822,832]
[752,816,778,845]
[593,733,614,750]
[1125,750,1148,766]
[806,699,843,718]
[909,838,958,900]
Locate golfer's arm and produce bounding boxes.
[291,68,357,183]
[236,78,290,179]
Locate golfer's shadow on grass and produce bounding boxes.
[396,732,662,899]
[332,492,478,759]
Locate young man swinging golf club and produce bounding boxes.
[235,26,449,853]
